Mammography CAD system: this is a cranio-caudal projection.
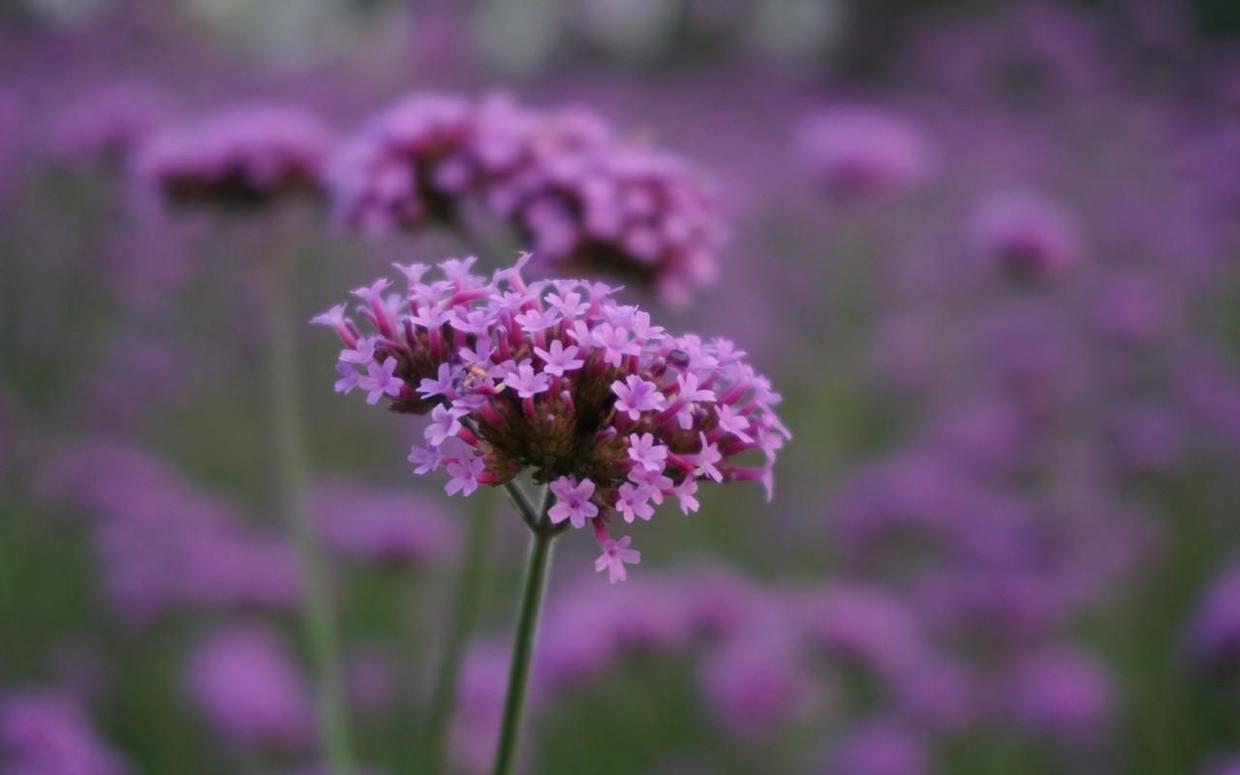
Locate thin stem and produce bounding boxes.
[423,485,495,775]
[491,492,556,775]
[263,261,354,775]
[503,480,542,532]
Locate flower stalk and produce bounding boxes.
[263,257,354,775]
[492,486,558,775]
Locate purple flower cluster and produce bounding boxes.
[794,107,936,201]
[315,255,787,581]
[446,568,967,771]
[1187,564,1240,671]
[329,94,726,304]
[135,105,331,207]
[36,440,301,626]
[969,190,1082,280]
[184,625,314,753]
[47,83,171,165]
[313,479,459,569]
[0,690,129,775]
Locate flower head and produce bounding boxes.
[328,93,724,305]
[0,691,130,775]
[971,191,1082,279]
[315,256,788,580]
[184,625,314,752]
[48,82,171,165]
[795,107,935,201]
[135,104,331,207]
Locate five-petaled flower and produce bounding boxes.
[548,476,600,529]
[359,357,403,405]
[612,376,667,420]
[594,535,641,585]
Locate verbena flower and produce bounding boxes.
[328,94,725,305]
[47,82,172,166]
[312,479,458,568]
[37,440,301,626]
[185,625,315,753]
[314,255,788,581]
[825,720,929,775]
[1004,648,1111,748]
[0,690,130,775]
[135,104,331,207]
[970,191,1082,280]
[794,107,935,201]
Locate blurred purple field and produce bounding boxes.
[3,1,1240,774]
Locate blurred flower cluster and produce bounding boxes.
[2,0,1240,773]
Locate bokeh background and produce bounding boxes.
[3,0,1240,773]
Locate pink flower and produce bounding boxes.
[594,536,641,584]
[612,376,666,419]
[672,478,700,515]
[315,257,789,581]
[425,405,466,447]
[334,363,359,394]
[616,482,656,523]
[628,433,668,473]
[359,357,403,405]
[502,360,552,399]
[694,434,724,482]
[534,340,584,376]
[445,456,486,497]
[514,307,561,334]
[548,476,599,528]
[417,362,457,400]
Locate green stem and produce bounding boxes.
[423,485,495,774]
[263,261,354,775]
[491,490,556,775]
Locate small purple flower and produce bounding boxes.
[716,404,753,442]
[444,455,486,497]
[612,375,667,419]
[616,482,656,523]
[359,357,403,405]
[418,362,458,400]
[407,444,441,475]
[425,405,466,447]
[548,476,599,528]
[593,323,640,367]
[334,363,360,394]
[694,434,724,482]
[672,479,700,514]
[502,360,552,399]
[514,307,561,334]
[534,340,584,376]
[340,337,376,365]
[628,433,669,473]
[594,535,641,584]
